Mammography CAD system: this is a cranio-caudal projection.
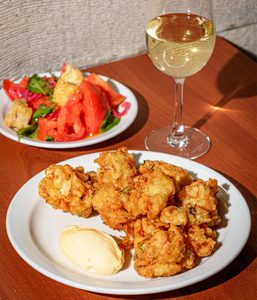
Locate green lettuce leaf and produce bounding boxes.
[32,104,53,122]
[17,123,38,140]
[100,110,120,133]
[27,74,51,95]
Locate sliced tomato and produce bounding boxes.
[2,79,28,100]
[28,95,52,111]
[80,80,109,135]
[38,118,48,141]
[19,77,29,89]
[46,106,61,121]
[57,93,87,141]
[38,118,59,141]
[86,73,125,108]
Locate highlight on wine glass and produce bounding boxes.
[145,0,216,159]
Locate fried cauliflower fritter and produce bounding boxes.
[92,148,138,229]
[186,225,217,257]
[126,168,175,219]
[159,205,188,226]
[94,147,137,189]
[139,160,193,193]
[92,183,132,230]
[134,218,189,278]
[179,179,221,227]
[38,164,95,217]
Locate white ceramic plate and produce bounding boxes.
[6,151,251,295]
[0,73,138,148]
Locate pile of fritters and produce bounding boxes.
[38,147,221,278]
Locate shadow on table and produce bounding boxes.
[192,53,257,130]
[104,172,256,300]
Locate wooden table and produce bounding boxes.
[1,37,256,300]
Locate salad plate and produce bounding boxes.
[6,151,251,295]
[0,73,138,149]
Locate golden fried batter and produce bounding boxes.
[179,179,221,226]
[139,160,193,193]
[159,205,188,226]
[94,147,137,190]
[125,168,176,219]
[134,219,188,277]
[186,225,217,257]
[92,183,132,230]
[38,164,94,217]
[180,249,196,270]
[119,220,136,250]
[92,148,138,229]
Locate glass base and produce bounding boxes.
[145,126,211,159]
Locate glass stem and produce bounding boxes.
[167,78,186,147]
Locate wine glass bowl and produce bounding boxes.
[145,0,216,159]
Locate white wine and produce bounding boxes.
[146,13,215,79]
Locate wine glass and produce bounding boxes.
[145,0,216,159]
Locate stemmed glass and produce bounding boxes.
[145,0,216,159]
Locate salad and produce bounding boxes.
[2,64,130,142]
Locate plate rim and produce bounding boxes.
[0,73,138,149]
[6,150,251,295]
